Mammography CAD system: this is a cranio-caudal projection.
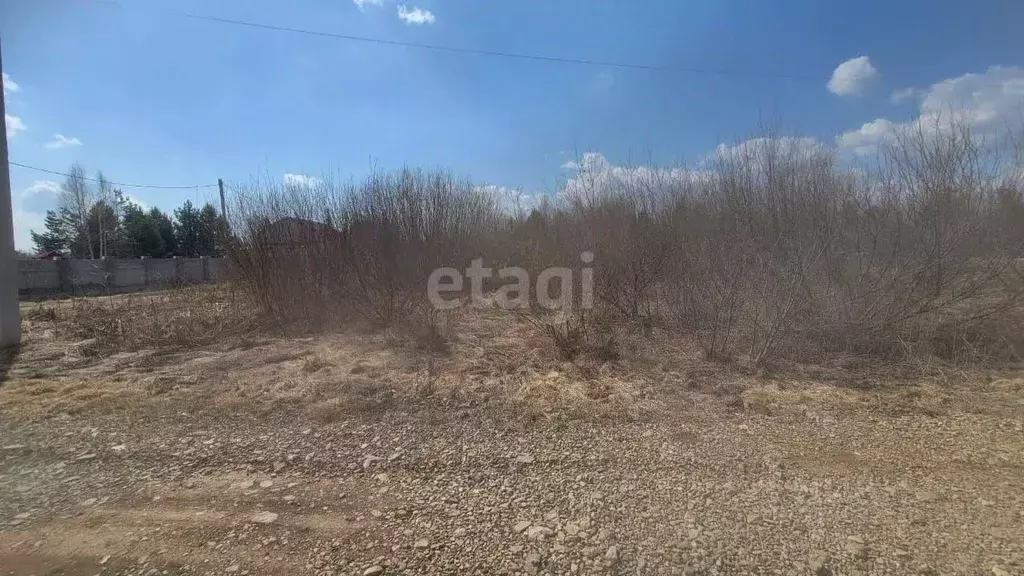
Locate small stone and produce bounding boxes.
[250,511,278,524]
[516,454,535,464]
[80,498,97,506]
[605,546,619,562]
[414,538,430,549]
[363,567,385,576]
[231,480,255,490]
[99,555,111,565]
[453,528,467,538]
[514,520,532,533]
[259,480,274,488]
[526,526,552,540]
[226,565,240,573]
[370,509,383,518]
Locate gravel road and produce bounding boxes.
[2,403,1022,576]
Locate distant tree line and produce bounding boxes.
[30,163,227,259]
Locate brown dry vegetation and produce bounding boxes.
[3,274,1021,426]
[225,122,1024,372]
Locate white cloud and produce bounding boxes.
[22,180,61,198]
[283,173,321,187]
[560,152,708,201]
[43,133,83,149]
[827,56,879,97]
[5,113,26,138]
[2,72,19,96]
[919,66,1024,124]
[124,193,149,210]
[397,5,435,25]
[475,184,543,213]
[836,118,898,156]
[890,87,917,104]
[353,0,382,9]
[713,136,826,162]
[838,66,1024,156]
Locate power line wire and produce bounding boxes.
[10,161,218,190]
[90,0,822,80]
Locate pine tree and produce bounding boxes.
[30,209,75,254]
[197,203,224,256]
[174,200,202,257]
[122,203,164,258]
[151,208,177,257]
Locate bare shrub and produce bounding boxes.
[519,305,622,363]
[227,168,502,331]
[560,159,680,324]
[222,119,1022,373]
[656,121,1024,366]
[406,306,456,355]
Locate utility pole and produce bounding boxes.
[0,38,22,349]
[218,178,226,217]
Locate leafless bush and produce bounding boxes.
[655,122,1023,365]
[519,305,622,363]
[223,120,1022,371]
[407,305,456,355]
[227,168,502,333]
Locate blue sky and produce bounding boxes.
[3,0,1024,250]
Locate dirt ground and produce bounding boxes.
[1,296,1023,576]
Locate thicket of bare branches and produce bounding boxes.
[227,169,502,332]
[226,121,1024,367]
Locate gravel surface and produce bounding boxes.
[2,405,1022,576]
[2,309,1022,575]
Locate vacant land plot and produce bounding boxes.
[1,288,1022,576]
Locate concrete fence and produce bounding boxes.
[18,257,226,298]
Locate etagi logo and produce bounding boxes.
[427,252,595,310]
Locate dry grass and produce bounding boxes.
[18,285,263,354]
[3,267,1022,426]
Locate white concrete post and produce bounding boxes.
[0,39,22,348]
